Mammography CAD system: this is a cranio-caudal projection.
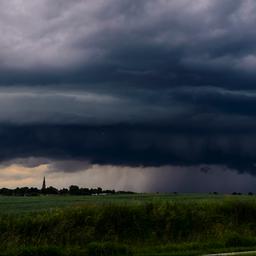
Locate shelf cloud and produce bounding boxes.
[1,0,256,189]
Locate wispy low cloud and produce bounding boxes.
[0,87,185,124]
[1,86,256,127]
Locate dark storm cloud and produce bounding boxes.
[0,0,256,88]
[0,124,256,175]
[173,87,256,116]
[0,86,254,174]
[1,86,256,130]
[1,1,256,175]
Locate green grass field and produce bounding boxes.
[1,194,256,256]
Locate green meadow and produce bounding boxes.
[1,194,256,255]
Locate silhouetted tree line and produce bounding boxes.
[0,186,135,196]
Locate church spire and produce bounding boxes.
[42,176,46,191]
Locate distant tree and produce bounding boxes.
[59,188,69,195]
[80,188,90,195]
[97,187,103,194]
[13,187,40,196]
[0,188,12,196]
[0,185,134,196]
[44,186,58,195]
[104,189,115,194]
[27,187,40,196]
[69,185,80,195]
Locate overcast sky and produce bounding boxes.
[1,0,256,191]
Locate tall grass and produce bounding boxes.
[1,197,256,255]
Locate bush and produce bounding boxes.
[87,242,133,256]
[0,246,63,256]
[224,233,256,247]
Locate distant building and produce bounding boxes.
[41,176,46,191]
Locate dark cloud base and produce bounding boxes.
[1,1,256,181]
[1,124,256,174]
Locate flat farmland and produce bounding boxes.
[0,193,244,213]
